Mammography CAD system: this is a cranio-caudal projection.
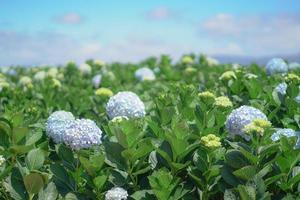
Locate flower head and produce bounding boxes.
[243,119,272,136]
[184,67,197,75]
[271,128,296,141]
[0,155,5,166]
[94,59,106,67]
[206,56,219,66]
[78,63,92,75]
[181,55,194,65]
[285,73,300,82]
[134,67,155,81]
[219,71,237,81]
[106,91,145,119]
[34,71,47,81]
[95,88,113,97]
[266,58,288,75]
[198,91,216,104]
[0,81,9,91]
[19,76,33,88]
[46,111,75,143]
[63,119,102,150]
[225,105,268,140]
[214,96,233,108]
[105,187,128,200]
[201,134,221,148]
[92,74,102,88]
[52,78,61,88]
[47,68,58,78]
[275,82,287,95]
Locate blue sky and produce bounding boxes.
[0,0,300,65]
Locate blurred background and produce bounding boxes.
[0,0,300,66]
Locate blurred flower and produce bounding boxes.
[266,58,288,75]
[289,62,300,71]
[34,71,47,81]
[275,82,287,95]
[19,76,33,88]
[198,91,216,104]
[219,71,236,81]
[63,119,102,150]
[232,63,241,69]
[181,55,194,65]
[214,96,233,108]
[106,91,145,119]
[105,187,128,200]
[243,119,272,136]
[285,73,300,82]
[57,73,64,80]
[0,81,9,91]
[271,128,296,141]
[52,78,62,88]
[134,67,155,81]
[206,56,219,66]
[201,134,221,148]
[226,105,268,140]
[184,67,197,75]
[244,73,258,79]
[92,74,102,88]
[47,68,58,78]
[78,63,92,75]
[94,59,106,67]
[95,88,113,97]
[0,155,5,166]
[46,111,75,143]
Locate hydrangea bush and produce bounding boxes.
[0,55,299,199]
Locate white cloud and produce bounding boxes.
[145,7,178,21]
[199,13,300,56]
[54,13,84,25]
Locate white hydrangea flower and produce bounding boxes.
[275,82,287,95]
[34,71,47,81]
[106,91,145,119]
[46,111,75,143]
[289,62,300,71]
[0,155,5,166]
[206,56,219,66]
[19,76,32,86]
[92,74,102,88]
[63,119,102,150]
[78,63,92,75]
[47,68,58,78]
[134,67,155,81]
[266,58,288,75]
[105,187,128,200]
[225,105,268,140]
[271,128,296,141]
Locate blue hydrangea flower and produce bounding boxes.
[271,128,296,141]
[105,187,128,200]
[295,95,300,104]
[266,58,288,75]
[289,62,300,71]
[225,105,268,140]
[63,119,102,150]
[46,111,75,143]
[134,67,155,81]
[92,74,102,88]
[106,91,145,119]
[275,82,287,95]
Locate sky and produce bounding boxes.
[0,0,300,65]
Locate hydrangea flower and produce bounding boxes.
[285,73,300,82]
[0,80,9,91]
[0,155,5,166]
[265,58,288,75]
[275,82,287,95]
[225,105,268,140]
[19,76,33,88]
[95,88,113,97]
[184,67,197,75]
[34,71,47,81]
[52,78,61,88]
[289,62,300,71]
[47,68,58,78]
[181,55,194,65]
[94,59,106,67]
[78,63,92,75]
[106,91,145,119]
[63,119,102,150]
[105,187,128,200]
[198,91,216,104]
[219,71,237,81]
[214,96,233,108]
[46,111,75,143]
[134,67,155,81]
[92,74,102,88]
[206,56,219,66]
[271,128,296,141]
[201,134,221,148]
[243,119,272,136]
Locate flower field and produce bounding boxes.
[0,55,300,200]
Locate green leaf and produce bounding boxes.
[225,150,250,169]
[24,173,45,195]
[38,182,58,200]
[25,148,45,170]
[93,175,107,190]
[3,167,28,200]
[233,166,256,180]
[237,185,256,200]
[13,127,29,144]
